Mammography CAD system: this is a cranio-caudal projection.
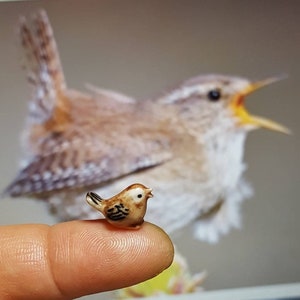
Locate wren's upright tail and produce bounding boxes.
[19,10,68,127]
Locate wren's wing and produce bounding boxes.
[5,119,173,196]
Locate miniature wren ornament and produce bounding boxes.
[86,183,153,228]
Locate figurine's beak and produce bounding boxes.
[146,188,153,198]
[230,74,290,134]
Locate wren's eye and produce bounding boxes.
[207,89,221,101]
[137,194,143,198]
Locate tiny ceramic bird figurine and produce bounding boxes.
[4,10,289,243]
[86,183,153,228]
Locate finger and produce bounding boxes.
[0,220,174,300]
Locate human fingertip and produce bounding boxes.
[47,220,174,297]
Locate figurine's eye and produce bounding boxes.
[137,194,143,198]
[207,89,221,101]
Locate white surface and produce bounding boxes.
[79,283,300,300]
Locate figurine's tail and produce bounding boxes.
[19,10,68,126]
[86,192,104,209]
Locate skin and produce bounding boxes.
[0,220,174,300]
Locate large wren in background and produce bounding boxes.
[4,10,289,243]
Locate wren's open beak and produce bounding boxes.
[230,75,290,134]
